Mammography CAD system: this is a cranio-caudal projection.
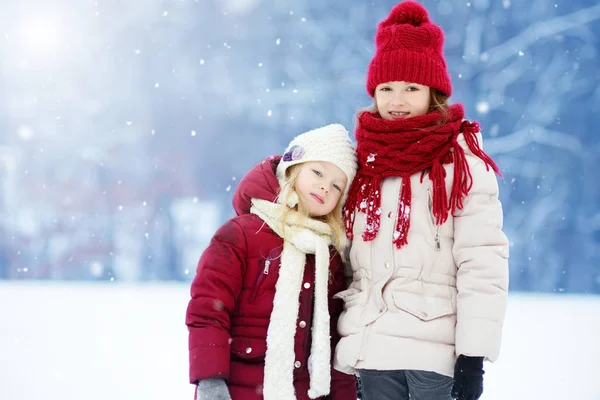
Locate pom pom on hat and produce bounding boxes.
[379,0,430,28]
[366,1,452,97]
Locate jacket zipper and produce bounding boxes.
[427,188,441,251]
[250,259,270,302]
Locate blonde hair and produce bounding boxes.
[277,164,347,251]
[356,88,450,126]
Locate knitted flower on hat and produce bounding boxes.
[366,0,452,97]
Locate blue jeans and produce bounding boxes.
[358,369,453,400]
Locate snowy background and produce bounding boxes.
[0,0,599,399]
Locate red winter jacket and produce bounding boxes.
[186,156,357,400]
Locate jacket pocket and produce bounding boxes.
[230,336,267,363]
[392,291,454,321]
[250,251,280,302]
[250,259,270,302]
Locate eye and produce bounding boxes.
[312,169,322,177]
[379,86,392,92]
[406,86,419,92]
[333,184,342,192]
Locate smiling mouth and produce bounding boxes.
[311,193,324,204]
[389,111,410,118]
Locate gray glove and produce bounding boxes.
[196,378,232,400]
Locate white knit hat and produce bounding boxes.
[276,124,357,202]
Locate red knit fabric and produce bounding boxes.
[343,104,501,249]
[367,1,452,97]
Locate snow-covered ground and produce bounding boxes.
[0,282,598,400]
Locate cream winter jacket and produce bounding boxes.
[333,133,509,378]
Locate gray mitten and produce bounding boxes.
[196,378,232,400]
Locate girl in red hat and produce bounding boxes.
[186,124,358,400]
[333,2,509,400]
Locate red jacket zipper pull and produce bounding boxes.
[263,259,270,274]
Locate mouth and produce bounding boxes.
[310,193,325,204]
[389,111,410,118]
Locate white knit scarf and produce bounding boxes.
[250,199,333,400]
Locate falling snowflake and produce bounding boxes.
[90,262,104,277]
[213,300,224,311]
[476,101,490,114]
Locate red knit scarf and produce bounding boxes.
[343,104,501,248]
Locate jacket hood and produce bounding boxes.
[233,155,281,216]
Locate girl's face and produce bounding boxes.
[375,81,431,120]
[294,161,347,217]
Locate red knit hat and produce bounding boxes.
[366,1,452,97]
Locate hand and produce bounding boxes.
[196,378,232,400]
[451,355,484,400]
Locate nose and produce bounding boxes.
[391,93,405,106]
[319,182,330,194]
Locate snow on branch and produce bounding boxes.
[485,124,583,155]
[483,4,600,66]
